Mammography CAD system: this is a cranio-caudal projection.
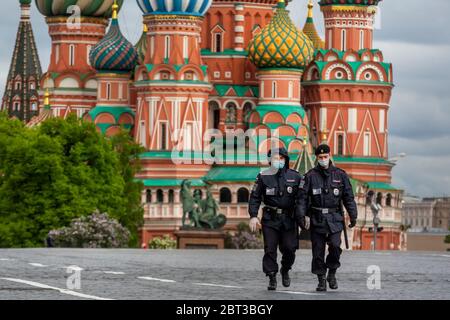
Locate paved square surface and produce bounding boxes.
[0,249,449,300]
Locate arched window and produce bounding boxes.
[243,102,253,126]
[220,188,232,203]
[376,192,383,205]
[328,29,333,50]
[157,189,164,203]
[55,44,60,64]
[225,102,237,123]
[69,44,75,66]
[386,193,392,207]
[150,36,155,58]
[146,189,152,203]
[209,101,220,129]
[237,188,249,203]
[106,83,111,100]
[164,36,171,60]
[337,134,344,156]
[341,29,346,51]
[288,81,294,99]
[366,190,375,205]
[168,190,174,203]
[214,33,222,53]
[183,36,189,60]
[87,45,92,66]
[160,122,167,150]
[359,30,365,50]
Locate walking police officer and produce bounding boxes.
[297,144,357,291]
[248,148,303,291]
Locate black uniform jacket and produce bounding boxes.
[248,166,302,231]
[298,162,358,234]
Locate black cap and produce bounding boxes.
[268,147,289,159]
[315,144,331,156]
[267,147,290,169]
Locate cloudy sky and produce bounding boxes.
[0,0,449,198]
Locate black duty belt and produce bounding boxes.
[311,207,339,214]
[264,206,291,215]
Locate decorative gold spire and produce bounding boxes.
[112,0,119,20]
[303,0,325,49]
[307,0,314,18]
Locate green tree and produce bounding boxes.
[445,229,450,244]
[0,113,144,247]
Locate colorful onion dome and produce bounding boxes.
[136,0,212,16]
[20,0,32,5]
[247,0,315,70]
[135,24,148,64]
[319,0,381,6]
[89,3,138,72]
[303,0,325,49]
[35,0,124,18]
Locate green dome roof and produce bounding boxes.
[247,1,314,70]
[35,0,124,18]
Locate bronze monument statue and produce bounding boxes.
[180,180,227,229]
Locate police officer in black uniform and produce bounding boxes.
[248,147,304,291]
[297,144,357,291]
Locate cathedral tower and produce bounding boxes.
[35,0,124,118]
[1,0,42,122]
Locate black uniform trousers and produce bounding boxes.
[311,230,342,275]
[262,221,298,275]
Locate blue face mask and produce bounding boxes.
[271,160,285,170]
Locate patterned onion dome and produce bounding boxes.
[35,0,124,17]
[247,0,315,70]
[135,24,148,64]
[136,0,212,16]
[319,0,381,6]
[89,4,138,72]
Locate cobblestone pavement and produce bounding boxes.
[0,249,449,300]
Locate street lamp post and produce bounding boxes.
[369,197,382,251]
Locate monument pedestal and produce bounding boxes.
[175,229,226,249]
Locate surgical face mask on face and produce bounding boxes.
[318,158,330,168]
[271,160,285,170]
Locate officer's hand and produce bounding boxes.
[348,220,357,229]
[298,217,309,231]
[305,216,310,230]
[249,217,261,233]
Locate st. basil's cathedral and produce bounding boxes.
[1,0,404,250]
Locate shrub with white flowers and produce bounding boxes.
[47,210,130,248]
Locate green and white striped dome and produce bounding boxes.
[35,0,124,17]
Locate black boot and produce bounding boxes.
[280,268,291,288]
[267,272,277,291]
[316,274,327,292]
[327,269,338,290]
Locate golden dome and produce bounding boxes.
[247,0,315,70]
